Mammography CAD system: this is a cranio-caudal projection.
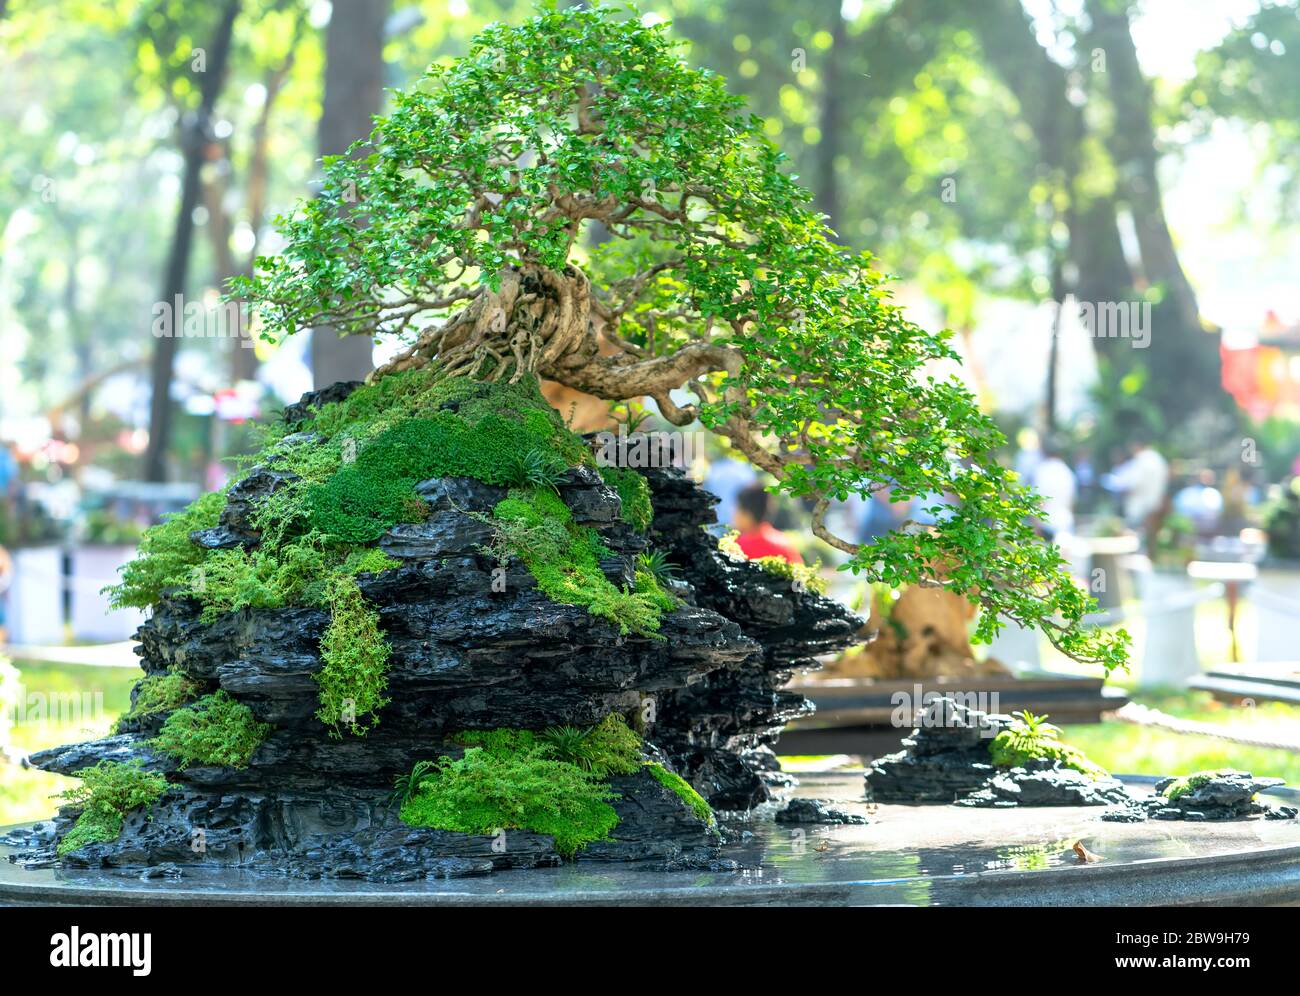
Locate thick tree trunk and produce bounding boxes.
[143,0,240,482]
[309,0,388,389]
[1085,0,1225,409]
[967,0,1224,424]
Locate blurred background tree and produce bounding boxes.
[1,0,1298,486]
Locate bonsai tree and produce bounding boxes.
[236,4,1127,672]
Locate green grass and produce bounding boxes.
[1060,690,1300,785]
[0,659,137,826]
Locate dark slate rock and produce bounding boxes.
[775,798,868,825]
[958,767,1130,808]
[190,525,250,550]
[1099,806,1146,824]
[866,696,1134,808]
[414,476,507,512]
[638,465,865,808]
[1104,770,1296,822]
[379,509,494,560]
[210,464,299,544]
[281,380,363,425]
[863,698,1011,804]
[558,464,621,524]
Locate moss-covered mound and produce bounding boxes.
[396,715,711,857]
[987,711,1108,780]
[106,370,674,737]
[16,369,865,880]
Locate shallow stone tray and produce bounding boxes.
[4,773,1299,906]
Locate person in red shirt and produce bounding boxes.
[732,484,802,564]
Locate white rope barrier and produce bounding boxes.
[1112,701,1300,753]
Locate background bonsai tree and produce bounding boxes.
[236,3,1127,673]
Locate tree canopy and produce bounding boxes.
[239,4,1126,671]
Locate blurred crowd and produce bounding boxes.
[704,427,1279,573]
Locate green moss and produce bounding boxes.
[633,568,678,613]
[58,806,126,855]
[188,535,401,623]
[402,717,717,854]
[315,574,392,737]
[188,546,291,621]
[988,729,1109,779]
[645,762,716,827]
[297,370,586,465]
[751,556,827,595]
[399,747,621,857]
[403,715,665,857]
[280,375,588,545]
[55,760,168,856]
[305,463,425,544]
[1164,769,1237,801]
[152,690,272,769]
[103,491,225,609]
[112,671,201,732]
[488,487,675,636]
[598,465,654,531]
[340,547,402,576]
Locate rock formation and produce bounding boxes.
[1102,769,1299,823]
[775,798,869,825]
[865,697,1130,807]
[9,384,862,881]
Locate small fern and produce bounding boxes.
[1012,710,1060,739]
[614,401,653,433]
[390,759,439,809]
[539,725,594,770]
[636,550,680,585]
[518,448,567,492]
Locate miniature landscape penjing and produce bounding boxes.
[7,5,1292,890]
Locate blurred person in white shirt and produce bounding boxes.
[1032,443,1077,544]
[1106,438,1170,528]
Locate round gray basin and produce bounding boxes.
[3,773,1298,906]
